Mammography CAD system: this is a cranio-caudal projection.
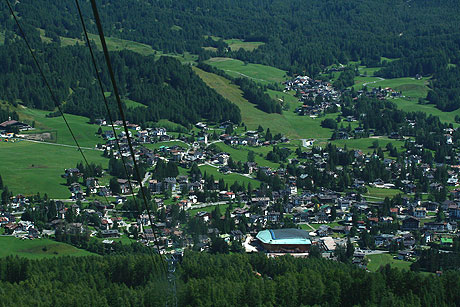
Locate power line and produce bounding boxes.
[4,0,117,229]
[88,0,167,271]
[74,0,141,214]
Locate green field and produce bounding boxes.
[123,98,147,109]
[0,141,108,198]
[18,107,101,147]
[193,67,336,139]
[224,39,265,51]
[214,142,279,169]
[315,137,405,157]
[198,164,260,188]
[0,237,94,259]
[364,186,403,200]
[205,57,287,85]
[366,253,412,272]
[392,97,460,126]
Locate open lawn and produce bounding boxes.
[392,97,460,126]
[364,186,403,200]
[193,67,336,139]
[17,107,101,147]
[224,39,265,51]
[0,237,94,259]
[317,137,405,157]
[205,57,287,85]
[123,98,147,109]
[214,142,279,169]
[198,164,260,188]
[47,30,197,63]
[0,141,108,198]
[366,253,412,272]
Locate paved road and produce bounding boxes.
[20,138,99,151]
[362,77,385,87]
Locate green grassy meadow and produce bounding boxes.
[0,141,108,198]
[0,237,94,259]
[193,67,336,139]
[366,253,412,272]
[224,39,265,51]
[205,57,287,85]
[214,142,279,169]
[198,164,260,188]
[364,186,403,200]
[17,107,101,147]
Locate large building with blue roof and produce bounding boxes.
[256,228,312,253]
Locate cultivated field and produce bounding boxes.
[0,141,108,198]
[193,67,336,139]
[224,38,265,51]
[205,57,287,85]
[198,164,261,188]
[18,107,101,147]
[0,237,94,259]
[366,253,411,272]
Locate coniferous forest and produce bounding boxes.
[1,252,460,306]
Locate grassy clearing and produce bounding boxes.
[392,97,460,126]
[0,141,108,198]
[198,165,260,188]
[366,253,411,272]
[214,142,279,169]
[53,31,197,63]
[224,39,265,51]
[0,237,94,259]
[317,137,405,157]
[364,186,403,199]
[205,57,287,85]
[193,67,335,139]
[17,107,101,147]
[123,98,147,109]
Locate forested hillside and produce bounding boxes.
[4,0,460,76]
[1,252,460,306]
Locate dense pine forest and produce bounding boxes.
[0,0,460,114]
[1,252,460,306]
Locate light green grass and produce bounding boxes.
[317,138,405,157]
[205,57,287,85]
[392,97,460,126]
[57,31,197,63]
[198,165,260,188]
[18,107,101,147]
[224,39,265,51]
[354,76,430,99]
[0,237,94,259]
[364,186,403,199]
[193,67,335,139]
[366,253,411,272]
[0,141,108,198]
[123,98,147,109]
[214,142,279,169]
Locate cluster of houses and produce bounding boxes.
[284,75,341,116]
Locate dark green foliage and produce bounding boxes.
[426,67,460,111]
[321,118,338,130]
[151,159,179,181]
[233,78,281,113]
[0,40,241,126]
